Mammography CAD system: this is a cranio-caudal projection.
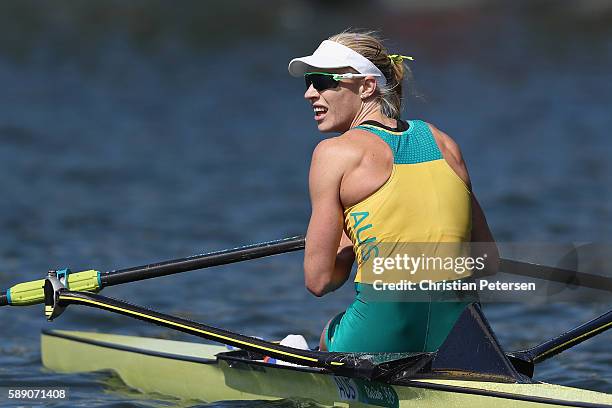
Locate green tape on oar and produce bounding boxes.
[7,270,100,306]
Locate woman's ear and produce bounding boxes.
[360,77,378,99]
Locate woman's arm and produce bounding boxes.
[304,138,355,297]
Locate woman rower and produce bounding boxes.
[288,31,498,353]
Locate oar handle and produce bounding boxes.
[2,270,101,307]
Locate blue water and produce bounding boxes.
[0,2,611,407]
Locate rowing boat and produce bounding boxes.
[1,236,611,407]
[41,328,611,407]
[38,295,612,408]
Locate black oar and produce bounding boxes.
[3,235,612,307]
[499,258,612,293]
[1,235,305,307]
[100,235,305,286]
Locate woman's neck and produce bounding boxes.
[349,101,396,129]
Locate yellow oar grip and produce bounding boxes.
[7,270,100,306]
[66,270,101,292]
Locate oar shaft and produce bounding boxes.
[499,259,612,292]
[100,235,305,287]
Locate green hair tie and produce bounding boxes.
[388,54,414,63]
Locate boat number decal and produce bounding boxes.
[334,376,358,400]
[333,377,399,408]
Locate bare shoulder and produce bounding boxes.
[311,136,341,161]
[427,123,463,162]
[311,130,364,165]
[310,135,361,183]
[426,122,472,188]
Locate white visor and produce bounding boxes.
[288,40,386,87]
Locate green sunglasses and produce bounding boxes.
[304,72,372,91]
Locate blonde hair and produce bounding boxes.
[328,30,409,119]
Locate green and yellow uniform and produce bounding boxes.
[326,119,475,352]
